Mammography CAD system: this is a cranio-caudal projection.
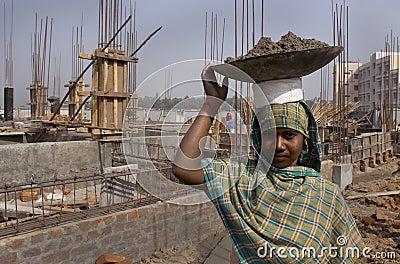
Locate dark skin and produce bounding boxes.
[172,63,228,185]
[262,128,305,169]
[172,63,305,184]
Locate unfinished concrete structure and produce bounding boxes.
[3,2,14,121]
[0,139,223,263]
[90,48,137,130]
[3,88,13,121]
[27,15,53,120]
[65,79,89,121]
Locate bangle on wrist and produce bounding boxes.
[203,100,218,115]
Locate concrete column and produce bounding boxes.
[332,164,353,191]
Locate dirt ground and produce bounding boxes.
[348,158,400,263]
[134,231,226,264]
[136,159,400,264]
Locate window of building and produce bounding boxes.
[354,85,359,91]
[354,97,359,102]
[354,73,359,79]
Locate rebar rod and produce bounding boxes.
[49,15,132,122]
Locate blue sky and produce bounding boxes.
[1,0,400,107]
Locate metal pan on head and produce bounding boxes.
[211,46,343,83]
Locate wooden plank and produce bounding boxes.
[95,51,138,63]
[41,205,77,213]
[114,60,118,129]
[79,52,93,60]
[92,91,129,98]
[92,60,99,127]
[102,60,109,128]
[346,190,400,200]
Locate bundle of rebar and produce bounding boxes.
[29,13,53,118]
[3,1,13,89]
[98,0,137,93]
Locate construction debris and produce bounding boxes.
[96,253,132,264]
[345,159,400,263]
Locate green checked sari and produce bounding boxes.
[202,101,364,263]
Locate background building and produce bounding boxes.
[334,52,400,127]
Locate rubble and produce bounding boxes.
[346,158,400,263]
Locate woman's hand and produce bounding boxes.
[201,62,229,107]
[172,63,229,185]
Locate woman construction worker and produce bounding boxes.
[172,36,365,263]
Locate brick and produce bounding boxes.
[359,160,366,172]
[41,251,69,263]
[383,152,388,162]
[122,230,137,241]
[375,209,389,221]
[375,153,383,165]
[113,222,126,232]
[59,236,73,248]
[19,188,39,202]
[368,156,376,168]
[116,213,127,222]
[89,230,101,239]
[101,234,122,245]
[101,226,113,235]
[95,253,132,264]
[30,231,45,244]
[22,247,42,258]
[128,210,138,219]
[77,221,92,232]
[103,215,114,223]
[0,251,17,264]
[9,237,25,250]
[362,216,375,226]
[47,228,62,239]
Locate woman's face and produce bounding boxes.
[261,127,305,169]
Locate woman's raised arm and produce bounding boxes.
[172,63,228,185]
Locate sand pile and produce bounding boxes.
[225,31,329,63]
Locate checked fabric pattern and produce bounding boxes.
[201,101,364,263]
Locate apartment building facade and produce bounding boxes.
[333,61,361,106]
[334,52,400,115]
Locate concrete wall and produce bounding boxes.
[0,140,112,184]
[0,195,224,264]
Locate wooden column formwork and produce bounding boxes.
[91,48,138,130]
[27,82,48,119]
[65,80,90,121]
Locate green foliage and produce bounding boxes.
[137,95,252,110]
